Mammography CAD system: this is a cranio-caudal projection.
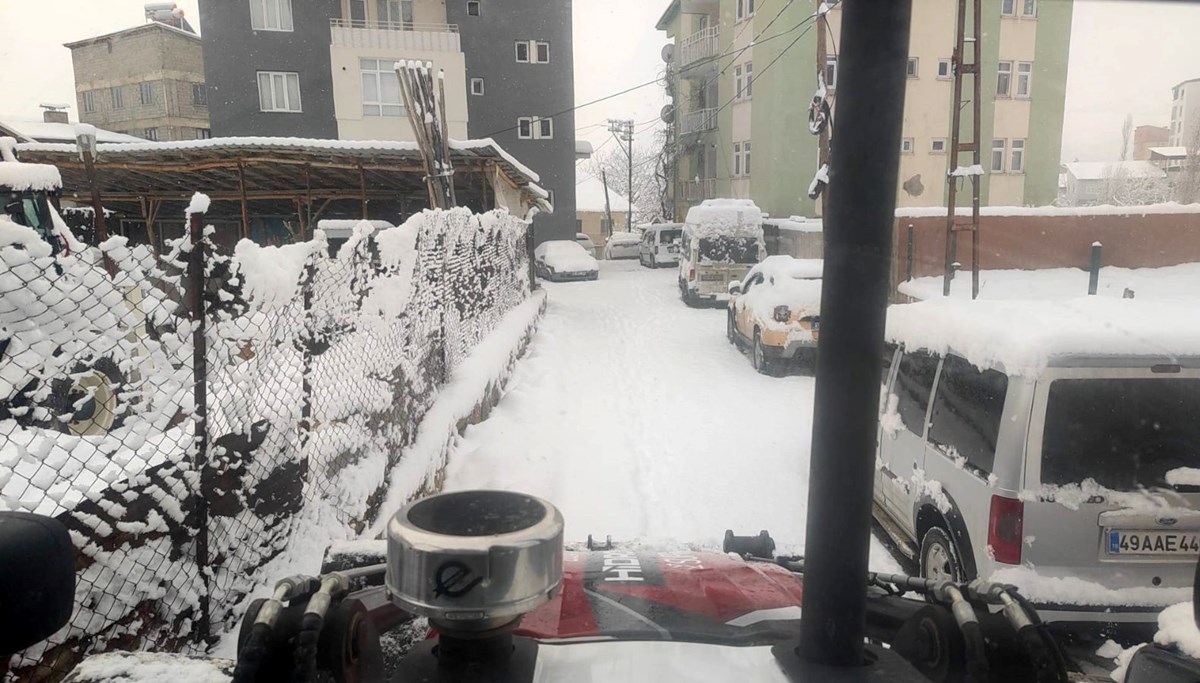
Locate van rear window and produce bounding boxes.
[659,229,681,244]
[1041,378,1200,491]
[928,355,1008,475]
[699,237,759,264]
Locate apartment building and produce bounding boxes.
[1169,78,1200,148]
[64,19,210,142]
[198,0,576,241]
[657,0,1072,219]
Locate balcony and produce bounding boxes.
[682,108,717,135]
[679,26,719,68]
[682,178,717,202]
[330,18,461,52]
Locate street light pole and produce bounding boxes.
[608,119,635,231]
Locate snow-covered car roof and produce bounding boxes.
[606,232,641,245]
[684,199,764,238]
[738,256,823,320]
[535,240,598,271]
[886,297,1200,377]
[536,240,591,255]
[744,255,823,283]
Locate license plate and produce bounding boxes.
[668,246,679,253]
[1107,530,1200,555]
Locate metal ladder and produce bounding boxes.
[943,0,982,299]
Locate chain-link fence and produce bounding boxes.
[1,201,531,681]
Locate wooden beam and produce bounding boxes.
[358,164,368,219]
[237,161,250,240]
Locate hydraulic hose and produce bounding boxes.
[293,574,351,683]
[1003,589,1069,683]
[232,622,272,683]
[936,583,989,683]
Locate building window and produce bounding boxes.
[736,0,755,21]
[143,128,159,141]
[825,55,838,90]
[257,71,302,112]
[734,65,744,99]
[516,41,549,64]
[467,0,480,15]
[937,59,951,79]
[931,138,947,153]
[192,84,208,106]
[515,41,529,62]
[1010,139,1025,173]
[535,41,550,63]
[350,0,367,21]
[110,86,124,109]
[991,139,1006,172]
[906,57,919,78]
[996,61,1012,97]
[1022,0,1037,17]
[360,59,404,116]
[376,0,414,28]
[81,90,96,114]
[196,128,212,139]
[139,81,155,105]
[470,78,485,95]
[1001,0,1016,16]
[733,142,742,176]
[1016,62,1032,97]
[901,137,914,154]
[517,116,553,139]
[744,61,753,98]
[250,0,294,31]
[743,141,751,177]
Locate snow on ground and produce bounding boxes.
[900,263,1200,301]
[442,260,901,569]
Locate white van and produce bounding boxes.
[677,200,765,306]
[638,223,683,268]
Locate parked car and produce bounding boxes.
[638,223,683,268]
[874,298,1200,636]
[678,200,764,306]
[726,256,823,375]
[574,233,597,257]
[603,232,642,260]
[534,240,599,282]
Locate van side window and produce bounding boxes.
[894,351,938,438]
[928,354,1008,474]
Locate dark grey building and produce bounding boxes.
[446,0,577,242]
[198,0,338,138]
[197,0,575,242]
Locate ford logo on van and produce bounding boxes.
[1158,517,1179,526]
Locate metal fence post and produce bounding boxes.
[186,205,210,642]
[905,223,914,282]
[526,223,536,293]
[1088,241,1102,295]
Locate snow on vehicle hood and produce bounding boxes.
[739,256,822,328]
[536,241,598,272]
[607,232,641,245]
[0,161,62,192]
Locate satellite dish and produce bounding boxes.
[661,44,675,64]
[660,105,675,124]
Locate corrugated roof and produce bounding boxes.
[0,119,141,144]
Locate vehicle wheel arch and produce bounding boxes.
[913,491,978,580]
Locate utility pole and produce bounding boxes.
[816,5,831,174]
[608,118,635,231]
[601,169,614,237]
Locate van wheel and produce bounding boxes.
[727,313,737,345]
[648,255,656,268]
[48,357,126,436]
[919,527,964,583]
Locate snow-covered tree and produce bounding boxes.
[584,141,667,226]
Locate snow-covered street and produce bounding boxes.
[443,260,900,570]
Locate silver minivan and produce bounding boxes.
[874,299,1200,631]
[638,223,683,268]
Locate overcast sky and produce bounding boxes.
[2,1,1200,164]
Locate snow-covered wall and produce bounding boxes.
[3,205,536,677]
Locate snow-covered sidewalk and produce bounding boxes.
[442,261,900,568]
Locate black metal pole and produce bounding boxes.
[1088,241,1101,295]
[799,0,912,668]
[905,223,914,282]
[187,203,210,642]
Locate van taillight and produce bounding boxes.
[988,495,1024,565]
[689,268,695,280]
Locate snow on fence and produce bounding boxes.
[1,200,532,679]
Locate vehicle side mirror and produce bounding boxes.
[729,280,742,295]
[0,512,75,658]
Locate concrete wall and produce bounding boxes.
[892,209,1200,294]
[448,0,577,243]
[577,209,629,255]
[70,24,209,141]
[199,0,340,138]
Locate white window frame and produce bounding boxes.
[534,41,551,64]
[1022,0,1037,17]
[139,81,155,105]
[470,78,485,96]
[143,127,159,141]
[110,86,124,109]
[257,71,302,112]
[825,55,838,90]
[250,0,294,31]
[737,0,756,21]
[901,137,914,154]
[192,84,207,107]
[196,128,212,139]
[744,61,753,98]
[1001,0,1016,16]
[997,61,1012,97]
[517,116,553,139]
[991,139,1006,173]
[1016,62,1032,98]
[906,57,919,79]
[743,140,751,177]
[515,41,530,63]
[733,142,742,176]
[359,59,404,117]
[1010,139,1025,173]
[734,65,744,100]
[82,90,96,114]
[467,0,480,15]
[937,59,952,80]
[931,138,947,154]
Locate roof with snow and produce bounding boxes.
[895,202,1200,218]
[0,119,141,144]
[684,199,764,237]
[1149,146,1189,159]
[886,298,1200,377]
[1063,160,1167,181]
[14,136,552,218]
[575,174,630,213]
[63,20,199,49]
